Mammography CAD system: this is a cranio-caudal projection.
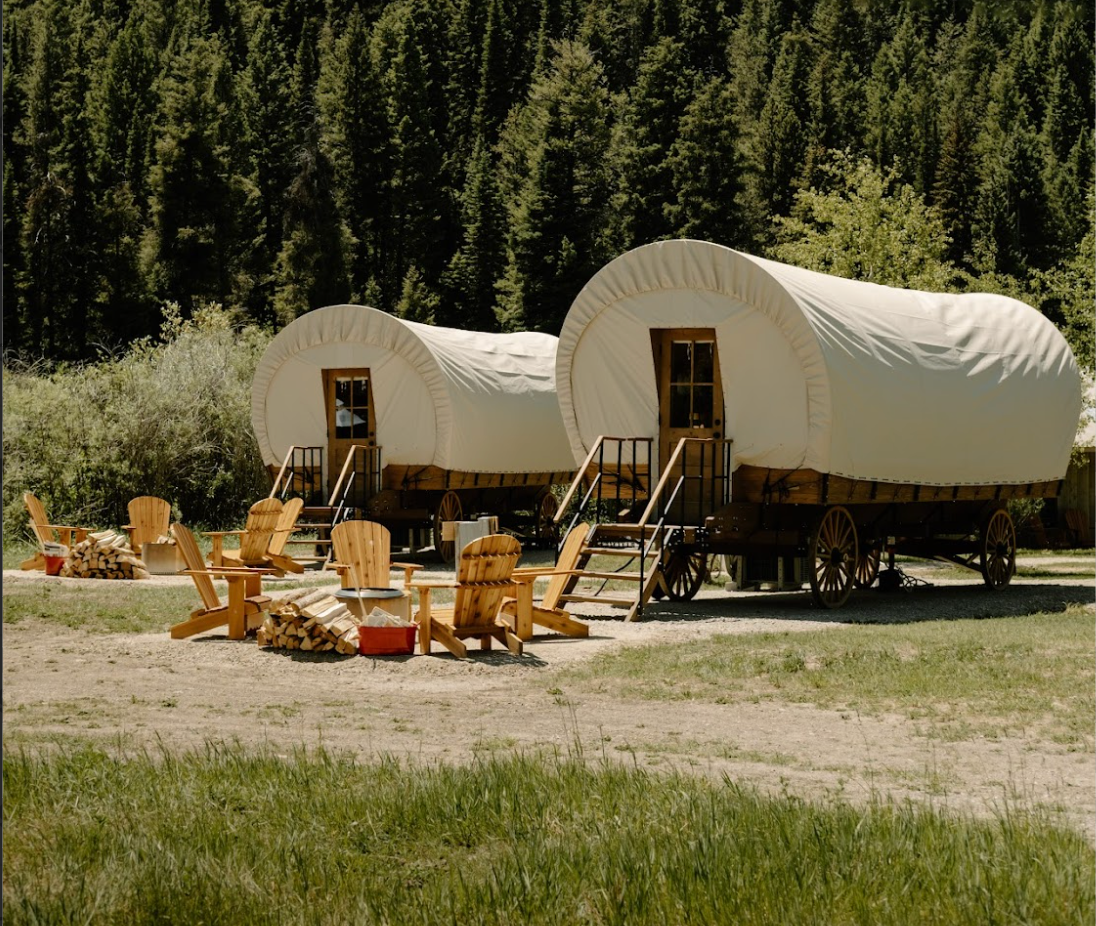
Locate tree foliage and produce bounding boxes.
[0,0,1090,366]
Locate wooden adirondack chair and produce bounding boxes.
[170,523,273,640]
[207,498,302,574]
[411,534,524,658]
[21,492,94,570]
[329,519,423,590]
[501,521,589,638]
[257,497,307,574]
[123,495,172,556]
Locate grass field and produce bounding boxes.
[3,744,1092,926]
[5,544,1093,922]
[553,606,1095,746]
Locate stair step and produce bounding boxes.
[575,570,645,582]
[560,593,635,607]
[582,546,659,557]
[591,527,660,540]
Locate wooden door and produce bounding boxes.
[323,369,377,504]
[654,330,724,523]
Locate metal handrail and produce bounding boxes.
[636,437,733,529]
[558,472,603,555]
[269,445,324,501]
[325,444,382,512]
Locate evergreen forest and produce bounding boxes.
[3,0,1094,369]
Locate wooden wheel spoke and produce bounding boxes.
[809,506,857,609]
[980,510,1015,589]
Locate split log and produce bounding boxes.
[59,531,149,580]
[259,588,360,655]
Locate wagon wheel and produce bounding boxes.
[535,490,560,546]
[853,541,881,589]
[433,491,462,564]
[808,506,858,609]
[660,549,708,602]
[980,509,1016,589]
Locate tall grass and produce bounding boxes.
[3,744,1091,925]
[2,304,272,540]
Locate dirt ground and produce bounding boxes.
[4,554,1094,841]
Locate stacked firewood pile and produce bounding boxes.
[60,531,150,580]
[257,588,360,655]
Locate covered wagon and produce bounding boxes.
[550,239,1083,613]
[250,305,576,560]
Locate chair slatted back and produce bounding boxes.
[451,535,521,629]
[268,497,304,557]
[172,523,222,613]
[542,522,589,610]
[127,496,172,553]
[238,498,283,561]
[24,493,55,545]
[330,520,392,589]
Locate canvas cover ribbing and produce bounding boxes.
[251,305,575,474]
[557,240,1082,486]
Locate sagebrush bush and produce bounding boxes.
[3,305,273,540]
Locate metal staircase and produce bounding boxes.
[268,444,382,569]
[551,436,732,620]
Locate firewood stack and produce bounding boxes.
[60,530,150,580]
[257,587,360,655]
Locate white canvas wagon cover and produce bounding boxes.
[558,240,1082,486]
[251,305,575,474]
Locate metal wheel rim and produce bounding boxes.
[854,543,881,589]
[981,510,1016,588]
[809,506,858,609]
[433,491,462,564]
[662,550,707,601]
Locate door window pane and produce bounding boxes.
[693,342,714,383]
[670,385,691,428]
[670,342,692,384]
[692,386,713,427]
[335,398,351,438]
[352,379,369,408]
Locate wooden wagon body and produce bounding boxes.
[251,305,576,559]
[550,241,1083,611]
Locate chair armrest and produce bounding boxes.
[392,562,424,588]
[408,581,460,590]
[511,569,582,578]
[202,530,245,538]
[184,567,278,577]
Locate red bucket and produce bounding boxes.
[359,624,418,656]
[44,555,65,576]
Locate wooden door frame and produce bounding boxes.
[322,368,377,493]
[651,328,725,474]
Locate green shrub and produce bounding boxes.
[3,305,272,539]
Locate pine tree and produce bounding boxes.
[378,4,447,300]
[272,129,353,323]
[496,41,613,334]
[442,136,506,331]
[666,75,748,247]
[142,33,245,312]
[744,25,809,234]
[864,12,937,194]
[971,57,1054,276]
[612,37,694,248]
[236,9,294,325]
[800,0,868,189]
[318,7,392,302]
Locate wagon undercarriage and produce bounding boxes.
[552,437,1041,616]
